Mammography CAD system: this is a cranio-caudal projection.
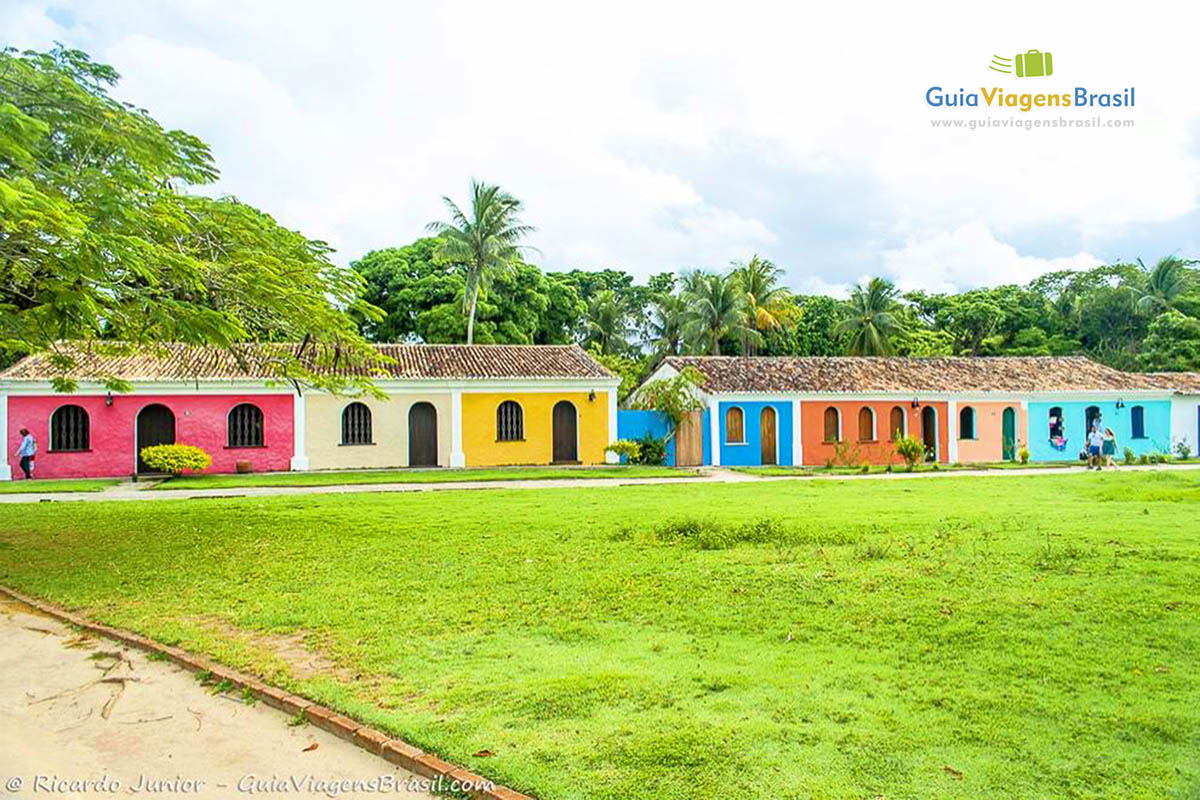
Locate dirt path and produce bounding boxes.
[0,598,436,799]
[0,462,1196,504]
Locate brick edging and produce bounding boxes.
[0,586,533,800]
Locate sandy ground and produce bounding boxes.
[0,598,435,799]
[1,462,1196,504]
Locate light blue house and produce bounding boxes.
[1028,400,1172,461]
[715,400,794,466]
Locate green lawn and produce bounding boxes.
[735,461,1086,477]
[1,473,1197,798]
[152,464,694,490]
[0,477,121,493]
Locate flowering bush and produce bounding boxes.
[139,444,212,475]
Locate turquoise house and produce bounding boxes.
[1027,400,1172,461]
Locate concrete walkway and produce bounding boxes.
[0,597,435,799]
[0,463,1197,504]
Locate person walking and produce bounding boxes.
[1087,424,1105,470]
[1102,427,1118,467]
[15,427,36,480]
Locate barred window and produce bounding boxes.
[228,403,264,447]
[496,400,524,441]
[341,402,373,445]
[50,404,90,451]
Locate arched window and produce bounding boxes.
[341,402,373,445]
[959,406,976,440]
[227,403,264,447]
[823,407,841,443]
[725,407,745,444]
[1048,406,1064,439]
[857,407,875,441]
[496,400,524,441]
[50,404,90,451]
[1131,405,1146,439]
[889,406,906,440]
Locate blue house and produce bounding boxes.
[1028,400,1173,461]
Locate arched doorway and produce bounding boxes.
[921,406,938,462]
[136,404,176,473]
[760,406,777,465]
[1085,405,1102,440]
[408,402,438,467]
[552,401,578,463]
[1002,407,1017,460]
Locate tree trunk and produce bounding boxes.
[712,328,720,355]
[466,287,478,345]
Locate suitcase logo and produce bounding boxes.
[989,50,1054,78]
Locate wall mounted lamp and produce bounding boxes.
[105,392,113,407]
[588,390,596,402]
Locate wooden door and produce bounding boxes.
[1002,407,1016,460]
[921,406,937,461]
[136,404,176,473]
[408,402,438,467]
[675,410,703,466]
[760,406,777,465]
[552,401,578,463]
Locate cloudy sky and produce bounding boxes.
[5,1,1199,295]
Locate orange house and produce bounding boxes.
[800,400,949,465]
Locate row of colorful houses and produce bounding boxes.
[0,344,620,479]
[2,346,1198,479]
[618,356,1200,467]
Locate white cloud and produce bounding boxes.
[882,223,1103,293]
[2,0,1199,291]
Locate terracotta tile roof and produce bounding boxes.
[0,343,614,382]
[1143,371,1200,393]
[662,356,1168,394]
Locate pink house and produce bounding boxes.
[1,347,297,480]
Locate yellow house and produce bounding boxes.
[298,344,619,469]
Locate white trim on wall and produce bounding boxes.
[606,389,618,463]
[947,400,959,463]
[290,392,309,471]
[0,392,10,480]
[449,389,465,468]
[792,398,803,466]
[708,396,721,467]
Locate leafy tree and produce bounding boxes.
[352,239,453,341]
[682,272,748,355]
[836,278,904,355]
[1134,256,1196,315]
[761,295,847,356]
[585,346,644,401]
[1139,310,1200,371]
[647,293,688,358]
[0,46,379,391]
[630,366,705,429]
[730,255,790,355]
[583,290,631,355]
[425,180,534,344]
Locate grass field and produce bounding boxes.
[0,477,120,494]
[733,461,1084,477]
[0,472,1197,798]
[151,464,692,490]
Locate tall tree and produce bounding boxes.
[583,290,631,355]
[729,255,790,355]
[0,46,379,392]
[682,272,747,355]
[836,277,904,356]
[1134,256,1195,315]
[647,293,688,358]
[425,180,534,344]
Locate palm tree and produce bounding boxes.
[1134,255,1195,315]
[426,180,534,344]
[647,293,687,358]
[729,255,790,355]
[682,272,748,355]
[836,277,904,355]
[584,290,631,355]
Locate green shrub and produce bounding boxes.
[893,435,925,471]
[139,444,211,475]
[1174,438,1192,461]
[1018,446,1031,464]
[859,463,870,474]
[632,433,669,466]
[1138,454,1149,465]
[605,439,641,464]
[1123,447,1136,465]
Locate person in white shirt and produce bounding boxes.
[15,427,36,480]
[1087,425,1105,471]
